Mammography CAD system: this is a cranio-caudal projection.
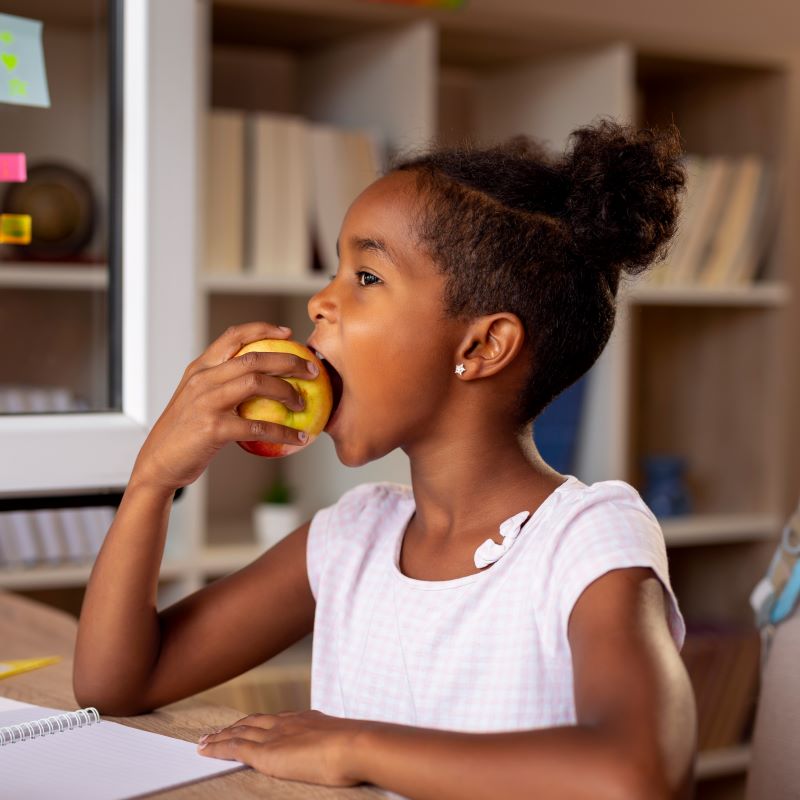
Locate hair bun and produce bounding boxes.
[562,117,686,277]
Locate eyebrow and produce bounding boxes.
[335,235,400,268]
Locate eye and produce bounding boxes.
[356,270,382,287]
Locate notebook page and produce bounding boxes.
[0,702,247,800]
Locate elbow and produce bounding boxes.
[611,760,686,800]
[72,666,151,717]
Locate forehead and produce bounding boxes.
[340,170,421,260]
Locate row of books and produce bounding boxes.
[647,154,775,287]
[0,507,115,569]
[0,385,89,413]
[681,625,761,751]
[204,110,383,278]
[0,385,110,570]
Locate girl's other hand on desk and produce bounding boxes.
[196,709,369,787]
[130,322,312,493]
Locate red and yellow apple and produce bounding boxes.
[234,338,333,458]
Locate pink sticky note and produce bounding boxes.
[0,153,27,182]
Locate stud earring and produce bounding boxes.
[454,363,466,376]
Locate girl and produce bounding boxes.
[74,117,695,800]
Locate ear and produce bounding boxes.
[454,313,525,380]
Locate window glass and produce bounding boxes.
[0,0,120,414]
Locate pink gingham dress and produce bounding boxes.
[306,475,684,736]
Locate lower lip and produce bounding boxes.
[325,394,343,433]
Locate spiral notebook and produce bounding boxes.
[0,697,246,799]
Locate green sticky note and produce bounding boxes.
[0,12,49,108]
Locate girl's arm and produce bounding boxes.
[347,567,696,800]
[73,322,318,715]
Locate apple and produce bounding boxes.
[233,338,333,458]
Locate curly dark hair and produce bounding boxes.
[390,116,686,430]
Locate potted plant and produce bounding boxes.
[252,474,302,550]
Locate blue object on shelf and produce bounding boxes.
[641,455,692,518]
[532,373,588,474]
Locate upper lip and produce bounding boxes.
[306,338,328,363]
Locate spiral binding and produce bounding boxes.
[0,707,100,746]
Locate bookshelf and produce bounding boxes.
[189,4,799,797]
[2,2,797,797]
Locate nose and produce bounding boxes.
[307,280,338,325]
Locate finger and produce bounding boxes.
[198,734,264,764]
[217,415,310,448]
[207,372,306,414]
[216,349,320,389]
[189,322,294,376]
[223,713,279,730]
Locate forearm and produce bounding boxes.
[350,721,670,800]
[73,476,176,713]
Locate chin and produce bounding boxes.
[329,433,396,469]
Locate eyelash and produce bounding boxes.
[327,269,383,287]
[356,270,381,287]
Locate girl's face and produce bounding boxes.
[307,170,463,467]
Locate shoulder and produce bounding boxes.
[538,476,685,648]
[306,482,411,601]
[310,481,412,540]
[552,476,662,550]
[325,481,412,521]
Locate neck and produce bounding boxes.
[402,419,564,543]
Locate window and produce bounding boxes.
[0,0,199,495]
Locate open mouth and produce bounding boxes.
[311,349,344,422]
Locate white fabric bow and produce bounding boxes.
[473,510,531,569]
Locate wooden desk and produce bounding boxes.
[0,590,384,799]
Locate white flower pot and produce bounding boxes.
[252,503,302,550]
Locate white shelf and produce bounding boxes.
[625,281,790,307]
[661,512,780,546]
[0,263,109,290]
[199,542,264,576]
[201,271,329,296]
[0,560,186,590]
[696,744,752,780]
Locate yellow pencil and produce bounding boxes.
[0,656,61,680]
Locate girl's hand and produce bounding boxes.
[130,322,315,493]
[196,710,368,787]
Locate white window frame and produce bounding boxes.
[0,0,200,495]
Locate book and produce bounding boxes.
[0,697,245,799]
[725,161,775,285]
[532,373,588,474]
[650,155,707,286]
[204,109,246,274]
[309,123,383,275]
[668,156,736,285]
[697,156,765,287]
[247,113,312,278]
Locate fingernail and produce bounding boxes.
[307,361,319,376]
[198,741,207,750]
[199,734,209,743]
[298,431,308,442]
[278,325,290,332]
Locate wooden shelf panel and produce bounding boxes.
[199,542,264,576]
[696,744,752,780]
[201,271,328,296]
[662,512,781,546]
[0,264,109,290]
[0,560,186,590]
[626,282,790,307]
